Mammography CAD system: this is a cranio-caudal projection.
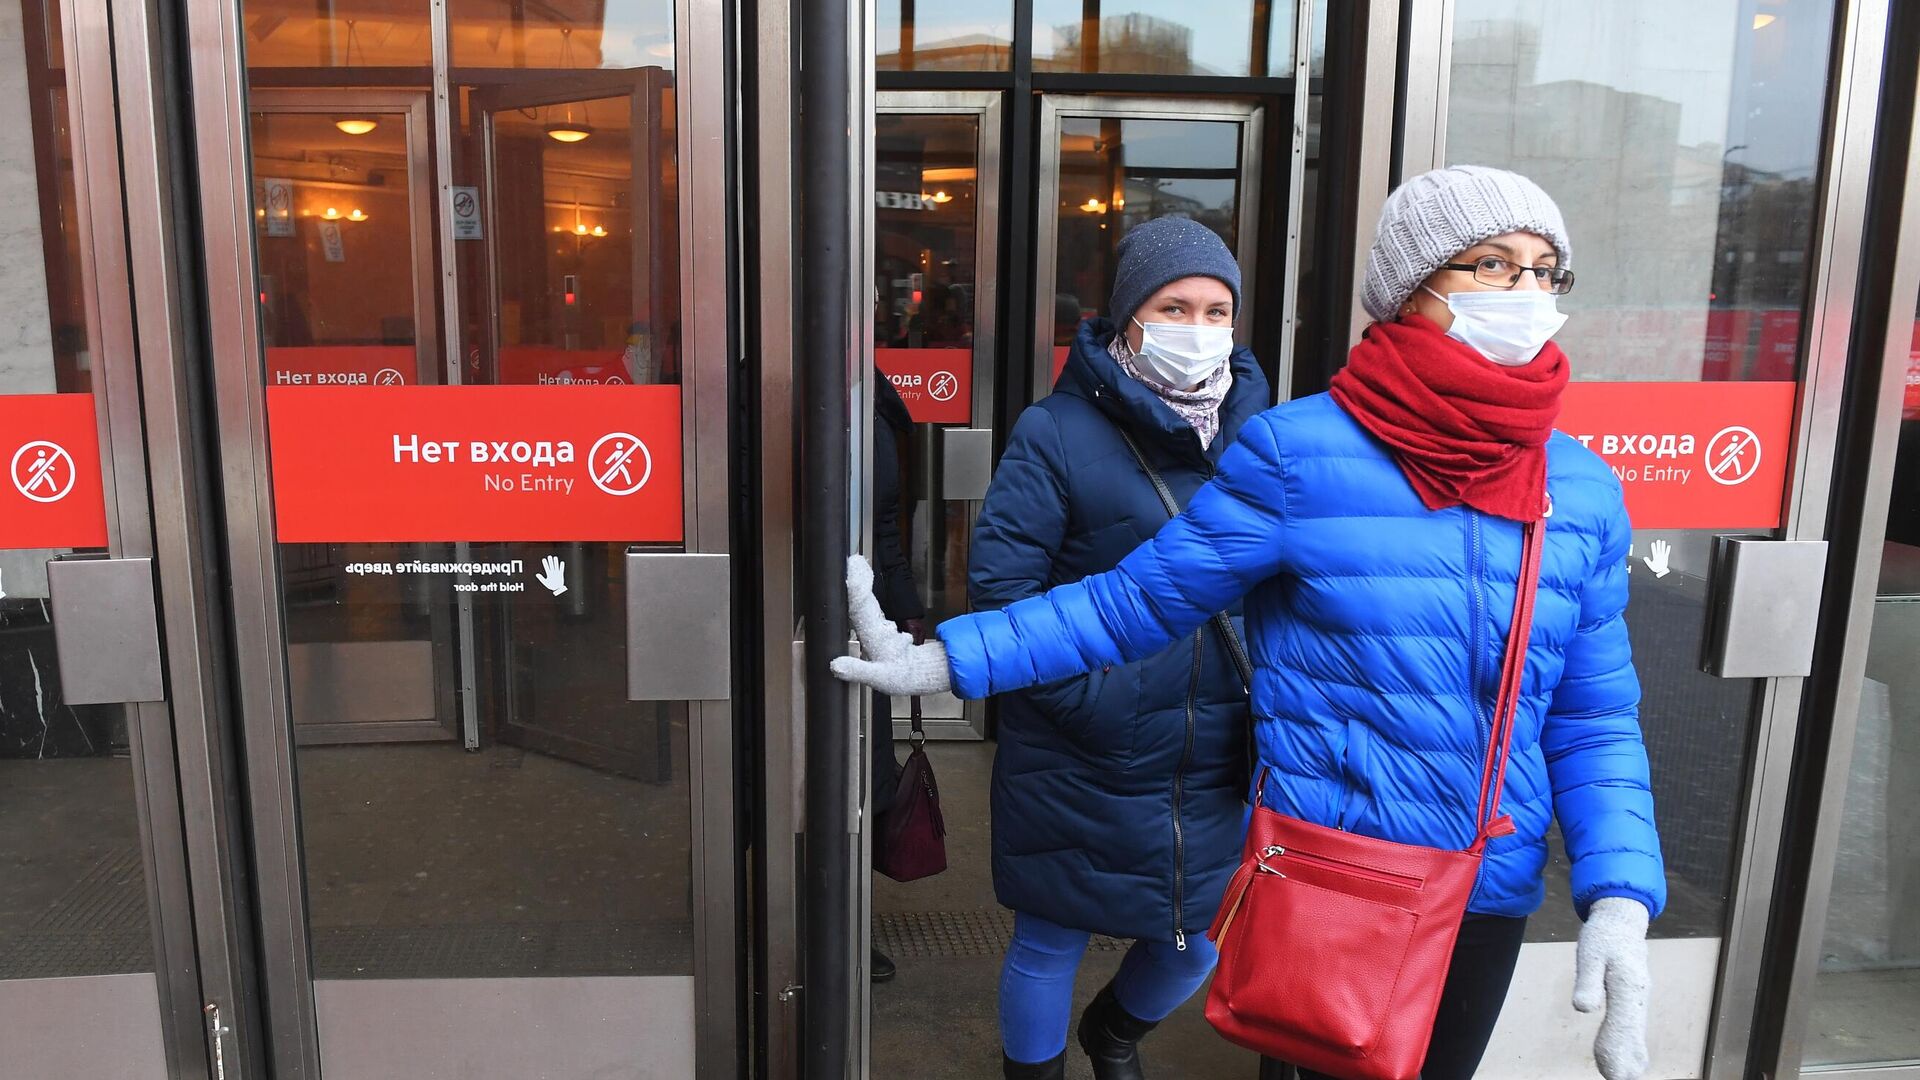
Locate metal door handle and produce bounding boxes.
[938,427,994,502]
[46,555,165,704]
[626,551,731,700]
[1700,537,1829,679]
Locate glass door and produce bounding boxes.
[1402,2,1861,1076]
[874,91,1001,739]
[182,0,739,1076]
[1032,96,1264,400]
[247,90,462,748]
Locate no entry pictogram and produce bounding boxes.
[452,189,477,219]
[1705,425,1762,487]
[589,432,654,496]
[11,440,77,504]
[929,370,959,402]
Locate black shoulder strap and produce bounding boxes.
[1113,426,1255,691]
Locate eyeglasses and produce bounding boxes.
[1439,255,1576,295]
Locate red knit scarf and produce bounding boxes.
[1329,315,1568,523]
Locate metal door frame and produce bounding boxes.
[1759,2,1920,1075]
[1394,2,1891,1077]
[876,89,1002,740]
[1031,95,1266,402]
[175,0,742,1075]
[0,0,220,1074]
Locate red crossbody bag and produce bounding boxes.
[1204,519,1544,1080]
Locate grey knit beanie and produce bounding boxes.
[1107,217,1243,326]
[1361,165,1572,322]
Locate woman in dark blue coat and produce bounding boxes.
[970,217,1268,1079]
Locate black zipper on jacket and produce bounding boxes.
[1173,629,1202,951]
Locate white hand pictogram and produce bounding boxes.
[1642,539,1672,579]
[535,555,568,596]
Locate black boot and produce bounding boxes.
[1076,982,1159,1080]
[870,947,896,983]
[1003,1052,1066,1079]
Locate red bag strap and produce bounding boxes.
[1473,519,1545,842]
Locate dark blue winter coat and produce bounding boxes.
[945,388,1668,922]
[971,318,1269,943]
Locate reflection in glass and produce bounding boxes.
[878,0,1014,71]
[242,2,433,68]
[1443,0,1839,946]
[451,0,675,70]
[1448,0,1835,383]
[1806,314,1920,1067]
[0,0,156,983]
[1051,116,1241,347]
[1032,0,1299,76]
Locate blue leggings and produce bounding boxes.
[999,911,1220,1064]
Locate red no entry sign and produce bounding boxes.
[0,394,108,550]
[1557,381,1797,530]
[267,384,684,542]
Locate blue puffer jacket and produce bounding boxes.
[943,391,1667,920]
[971,319,1269,943]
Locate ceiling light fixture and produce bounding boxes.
[546,28,594,142]
[333,22,378,135]
[1752,13,1776,28]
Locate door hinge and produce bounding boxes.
[204,1002,230,1080]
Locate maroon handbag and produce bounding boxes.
[874,696,948,882]
[1205,520,1544,1080]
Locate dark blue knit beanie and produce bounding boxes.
[1107,216,1243,326]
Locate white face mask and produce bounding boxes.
[1424,286,1568,366]
[1130,318,1235,388]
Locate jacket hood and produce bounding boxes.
[1058,317,1270,460]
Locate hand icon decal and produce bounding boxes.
[536,555,568,596]
[1641,540,1672,579]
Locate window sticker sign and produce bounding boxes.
[267,345,415,386]
[877,348,970,424]
[1556,381,1797,530]
[0,394,109,550]
[267,385,683,542]
[451,185,483,240]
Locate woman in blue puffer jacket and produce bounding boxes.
[972,217,1268,1080]
[837,166,1666,1080]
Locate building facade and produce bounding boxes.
[0,0,1915,1077]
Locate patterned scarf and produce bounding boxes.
[1109,333,1235,449]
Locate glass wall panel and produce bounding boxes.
[878,0,1014,71]
[0,0,157,996]
[1804,312,1920,1068]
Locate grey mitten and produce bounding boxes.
[828,555,953,697]
[1574,896,1651,1080]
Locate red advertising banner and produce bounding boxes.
[0,393,109,550]
[1557,381,1798,530]
[267,385,683,542]
[876,348,971,424]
